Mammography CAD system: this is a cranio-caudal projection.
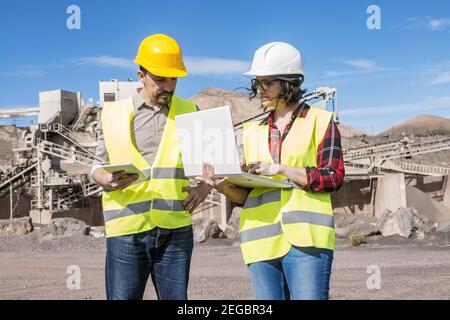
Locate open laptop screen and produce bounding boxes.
[175,106,241,177]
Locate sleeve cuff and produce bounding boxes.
[303,166,312,190]
[90,163,104,178]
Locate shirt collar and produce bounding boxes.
[259,103,308,126]
[132,88,170,112]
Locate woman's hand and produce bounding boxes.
[243,161,281,176]
[194,162,228,189]
[197,162,250,205]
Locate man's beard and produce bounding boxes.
[155,91,174,107]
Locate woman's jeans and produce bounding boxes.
[105,225,193,300]
[248,246,333,300]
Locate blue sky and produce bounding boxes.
[0,0,449,134]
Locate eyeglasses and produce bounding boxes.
[250,78,281,92]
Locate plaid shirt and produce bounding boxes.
[262,103,345,193]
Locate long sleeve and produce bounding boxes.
[90,120,110,177]
[303,119,345,193]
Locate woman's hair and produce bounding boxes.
[249,75,307,106]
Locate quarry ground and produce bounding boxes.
[0,234,449,300]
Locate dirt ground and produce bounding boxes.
[0,235,449,300]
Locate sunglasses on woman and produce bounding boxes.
[250,78,282,91]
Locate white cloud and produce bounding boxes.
[399,17,428,30]
[341,96,450,117]
[67,55,250,76]
[68,55,135,69]
[322,59,392,78]
[428,19,450,31]
[184,56,249,75]
[400,16,450,32]
[340,59,378,70]
[0,67,46,78]
[323,69,364,77]
[431,71,450,84]
[421,61,450,85]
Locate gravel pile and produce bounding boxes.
[0,231,105,253]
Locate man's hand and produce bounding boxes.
[182,183,212,214]
[194,163,228,189]
[91,167,138,191]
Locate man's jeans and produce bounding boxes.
[105,225,193,300]
[248,246,333,300]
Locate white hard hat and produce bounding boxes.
[244,42,305,77]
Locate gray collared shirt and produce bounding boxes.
[91,89,197,175]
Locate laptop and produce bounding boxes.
[174,106,292,189]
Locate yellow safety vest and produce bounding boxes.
[240,107,335,264]
[100,95,197,237]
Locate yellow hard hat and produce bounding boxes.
[134,34,187,78]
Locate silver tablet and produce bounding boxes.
[101,163,146,179]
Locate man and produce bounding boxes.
[91,34,211,300]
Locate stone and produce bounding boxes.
[334,213,380,239]
[0,217,34,236]
[436,219,450,233]
[193,219,225,243]
[89,226,106,238]
[377,207,436,239]
[37,218,91,241]
[224,207,242,241]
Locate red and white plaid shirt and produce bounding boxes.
[260,103,345,193]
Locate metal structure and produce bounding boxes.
[0,107,39,119]
[0,88,100,222]
[344,137,450,177]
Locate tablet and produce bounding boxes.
[101,163,146,179]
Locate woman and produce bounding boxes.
[196,42,345,300]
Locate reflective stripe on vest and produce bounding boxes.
[130,167,185,185]
[104,200,152,222]
[101,95,196,237]
[240,107,335,264]
[153,167,187,180]
[103,198,188,224]
[243,190,280,209]
[130,168,152,185]
[240,222,282,243]
[282,211,334,228]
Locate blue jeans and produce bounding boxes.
[248,246,333,300]
[105,225,193,300]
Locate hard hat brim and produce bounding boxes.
[148,67,188,78]
[134,58,188,78]
[243,69,305,77]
